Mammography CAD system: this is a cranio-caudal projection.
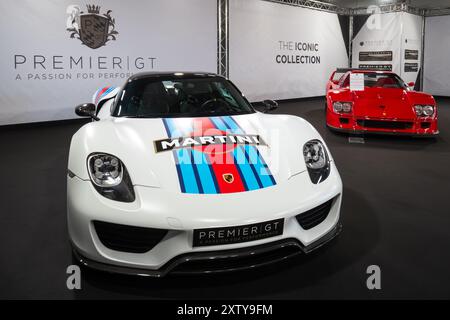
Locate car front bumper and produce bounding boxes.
[327,124,439,137]
[72,223,342,277]
[67,164,342,276]
[326,112,439,136]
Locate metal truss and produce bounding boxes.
[263,0,450,17]
[262,0,348,14]
[217,0,229,78]
[425,8,450,17]
[349,2,425,16]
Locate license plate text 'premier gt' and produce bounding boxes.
[193,218,284,247]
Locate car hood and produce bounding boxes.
[69,113,324,194]
[350,88,436,120]
[352,88,413,119]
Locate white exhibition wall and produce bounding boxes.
[352,12,422,86]
[229,0,348,102]
[424,15,450,96]
[0,0,217,125]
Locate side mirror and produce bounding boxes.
[262,99,278,113]
[75,103,99,121]
[408,82,415,87]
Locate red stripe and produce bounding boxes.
[191,118,245,193]
[95,87,109,104]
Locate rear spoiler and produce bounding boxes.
[335,67,387,73]
[335,68,368,73]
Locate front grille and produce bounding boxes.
[421,122,431,129]
[93,221,168,253]
[296,198,334,230]
[357,119,413,130]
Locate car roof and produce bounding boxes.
[128,72,222,82]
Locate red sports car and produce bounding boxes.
[326,69,439,136]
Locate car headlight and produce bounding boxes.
[422,105,434,116]
[414,105,434,117]
[333,101,352,113]
[303,140,330,184]
[87,153,135,202]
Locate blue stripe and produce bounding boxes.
[221,116,243,134]
[210,116,229,132]
[218,116,262,189]
[234,146,260,190]
[162,119,186,193]
[164,119,199,193]
[255,148,277,186]
[175,147,199,193]
[214,116,253,189]
[244,145,274,188]
[189,149,203,194]
[224,116,276,187]
[164,118,220,194]
[192,149,217,194]
[101,86,115,98]
[203,150,221,192]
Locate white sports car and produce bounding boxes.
[67,72,342,276]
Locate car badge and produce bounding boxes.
[222,173,234,184]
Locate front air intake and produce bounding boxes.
[357,119,413,130]
[296,198,334,230]
[93,221,168,253]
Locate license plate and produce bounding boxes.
[193,218,284,247]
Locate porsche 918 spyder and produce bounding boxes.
[326,68,438,136]
[67,72,342,276]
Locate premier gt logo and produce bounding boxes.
[66,4,118,49]
[154,134,266,153]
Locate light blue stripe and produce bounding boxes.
[165,119,199,193]
[224,116,275,187]
[244,145,274,187]
[220,116,275,188]
[165,118,175,137]
[234,146,260,190]
[210,117,229,132]
[191,149,217,194]
[101,86,114,97]
[174,148,199,193]
[221,116,243,134]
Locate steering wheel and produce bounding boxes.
[200,98,230,112]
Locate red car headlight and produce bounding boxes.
[414,105,435,117]
[333,101,352,113]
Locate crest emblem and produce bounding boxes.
[66,5,118,49]
[222,173,234,184]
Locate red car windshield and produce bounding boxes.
[340,72,407,89]
[363,73,407,89]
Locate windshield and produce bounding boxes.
[340,72,407,89]
[112,76,255,118]
[363,73,407,89]
[332,72,345,82]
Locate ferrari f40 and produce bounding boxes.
[326,69,438,136]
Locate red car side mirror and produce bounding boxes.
[408,81,415,87]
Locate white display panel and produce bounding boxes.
[0,0,217,125]
[352,12,422,86]
[424,16,450,96]
[229,0,348,102]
